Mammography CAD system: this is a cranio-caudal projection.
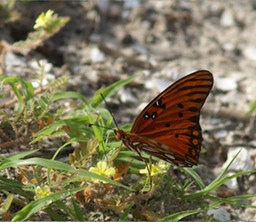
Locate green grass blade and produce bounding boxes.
[77,168,133,190]
[209,194,256,207]
[183,169,256,201]
[0,176,32,198]
[71,197,84,221]
[182,167,206,189]
[0,157,75,172]
[45,207,65,221]
[0,150,38,161]
[90,75,138,107]
[0,194,14,214]
[118,203,133,222]
[206,149,242,190]
[31,116,91,143]
[247,100,256,113]
[11,186,87,221]
[50,91,89,104]
[0,76,33,112]
[21,80,34,101]
[54,200,76,218]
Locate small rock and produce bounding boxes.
[145,78,171,93]
[90,47,105,63]
[207,208,231,221]
[118,89,137,104]
[96,0,110,15]
[86,70,100,83]
[215,129,228,139]
[224,172,239,190]
[220,10,235,27]
[124,0,140,9]
[244,46,256,61]
[4,52,26,77]
[215,77,237,92]
[4,52,24,66]
[223,147,254,172]
[222,42,235,52]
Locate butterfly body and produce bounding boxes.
[114,70,213,167]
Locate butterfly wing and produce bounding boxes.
[130,70,213,166]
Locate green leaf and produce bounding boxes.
[0,149,38,161]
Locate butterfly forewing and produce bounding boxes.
[131,70,213,134]
[126,70,213,166]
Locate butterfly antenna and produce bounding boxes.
[88,123,113,130]
[100,93,120,130]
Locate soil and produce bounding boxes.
[1,1,256,221]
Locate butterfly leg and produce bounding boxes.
[132,149,153,192]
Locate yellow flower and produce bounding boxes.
[34,10,55,29]
[140,161,167,176]
[34,185,52,200]
[89,161,116,183]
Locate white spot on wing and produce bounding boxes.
[141,146,159,153]
[132,142,141,146]
[164,154,176,160]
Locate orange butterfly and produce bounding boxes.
[114,70,213,167]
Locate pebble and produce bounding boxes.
[118,89,137,103]
[215,129,228,138]
[145,78,171,93]
[86,70,100,83]
[124,0,140,9]
[224,172,239,190]
[243,46,256,61]
[223,147,254,172]
[222,148,254,190]
[220,10,235,27]
[215,77,237,91]
[207,208,231,221]
[96,0,109,15]
[4,52,26,77]
[90,47,105,63]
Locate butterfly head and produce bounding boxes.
[114,129,126,141]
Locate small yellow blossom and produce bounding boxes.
[34,185,52,200]
[89,161,116,183]
[34,10,55,30]
[140,161,167,176]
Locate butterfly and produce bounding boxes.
[114,70,213,167]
